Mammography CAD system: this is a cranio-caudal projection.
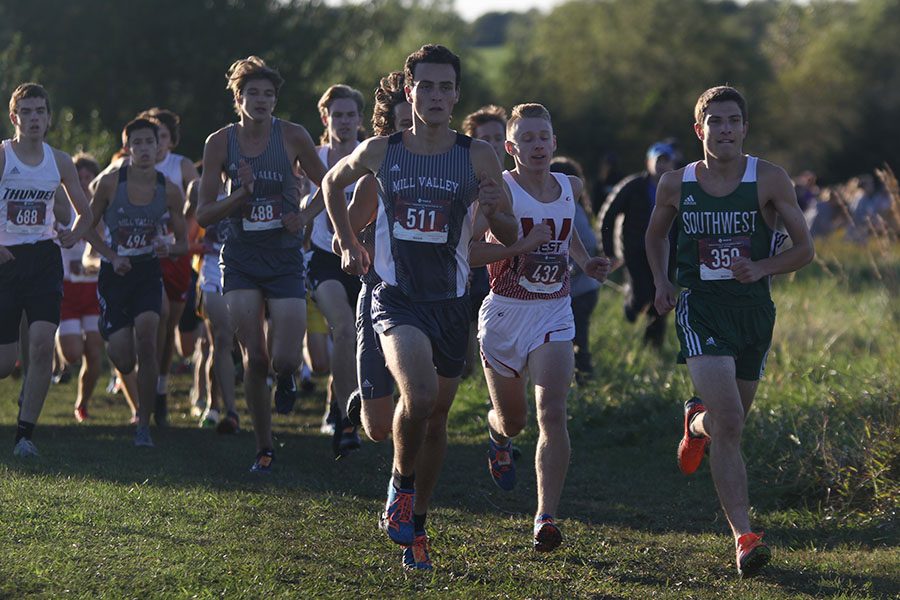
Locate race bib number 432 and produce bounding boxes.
[392,196,450,244]
[5,200,47,233]
[518,252,567,294]
[698,236,751,280]
[242,196,283,231]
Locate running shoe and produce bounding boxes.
[299,375,315,394]
[533,514,562,552]
[402,532,433,570]
[200,408,220,428]
[347,389,362,427]
[273,374,297,415]
[487,435,516,491]
[736,532,771,578]
[333,417,361,458]
[134,425,155,448]
[106,374,121,395]
[153,393,168,428]
[216,411,240,434]
[320,399,338,435]
[677,396,709,475]
[250,449,274,474]
[379,479,415,545]
[52,367,72,385]
[74,405,89,423]
[13,438,39,458]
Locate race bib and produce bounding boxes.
[242,195,283,231]
[5,200,47,233]
[518,252,568,294]
[699,236,751,280]
[68,259,83,276]
[115,224,156,256]
[392,196,450,244]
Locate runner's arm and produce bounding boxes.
[731,163,815,283]
[55,150,93,247]
[83,174,118,262]
[471,140,517,246]
[164,181,189,257]
[196,130,249,227]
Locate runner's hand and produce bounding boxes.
[112,255,132,275]
[477,172,502,217]
[731,256,766,284]
[153,239,170,258]
[57,228,79,249]
[518,223,552,252]
[341,239,370,276]
[584,255,612,283]
[238,159,255,196]
[0,246,13,265]
[654,279,678,315]
[282,211,305,234]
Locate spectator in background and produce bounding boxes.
[598,141,675,348]
[848,173,891,242]
[550,156,600,381]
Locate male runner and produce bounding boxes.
[197,56,326,472]
[304,84,366,456]
[323,44,517,570]
[471,104,610,551]
[645,86,814,577]
[137,108,200,425]
[1,83,92,457]
[84,117,187,447]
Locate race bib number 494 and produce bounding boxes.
[242,196,283,231]
[6,200,47,233]
[115,224,156,256]
[518,252,567,294]
[699,236,751,280]
[392,196,450,244]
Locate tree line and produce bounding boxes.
[0,0,896,184]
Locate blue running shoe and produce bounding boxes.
[250,449,274,474]
[487,436,516,491]
[533,514,562,552]
[402,532,433,570]
[379,479,415,545]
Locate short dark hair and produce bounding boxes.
[694,86,748,124]
[122,118,160,144]
[462,105,507,137]
[138,107,181,147]
[73,152,100,177]
[404,44,461,89]
[9,82,51,115]
[226,56,285,115]
[372,71,408,137]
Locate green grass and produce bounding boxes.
[0,237,897,598]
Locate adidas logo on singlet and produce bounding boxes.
[229,163,237,172]
[706,337,716,346]
[684,194,697,206]
[10,166,20,175]
[390,164,401,173]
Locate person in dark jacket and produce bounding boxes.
[598,142,675,347]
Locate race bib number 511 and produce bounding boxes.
[6,200,47,233]
[392,196,450,244]
[699,236,751,280]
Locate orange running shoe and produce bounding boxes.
[736,532,771,578]
[402,532,433,570]
[677,397,709,474]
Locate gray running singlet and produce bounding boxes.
[103,166,168,262]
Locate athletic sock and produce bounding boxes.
[156,375,168,395]
[15,420,35,443]
[413,512,427,534]
[392,470,415,490]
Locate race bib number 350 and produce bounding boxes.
[5,200,47,233]
[392,196,450,244]
[698,236,751,280]
[518,252,568,294]
[242,196,283,231]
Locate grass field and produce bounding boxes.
[0,238,897,598]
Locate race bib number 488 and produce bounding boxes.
[392,196,450,244]
[6,200,47,233]
[242,196,283,231]
[698,236,751,280]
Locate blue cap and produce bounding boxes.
[646,142,674,161]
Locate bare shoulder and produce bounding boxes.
[656,168,684,205]
[204,125,231,147]
[281,120,315,144]
[469,138,496,163]
[95,169,120,195]
[565,174,583,198]
[52,146,74,169]
[756,158,791,185]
